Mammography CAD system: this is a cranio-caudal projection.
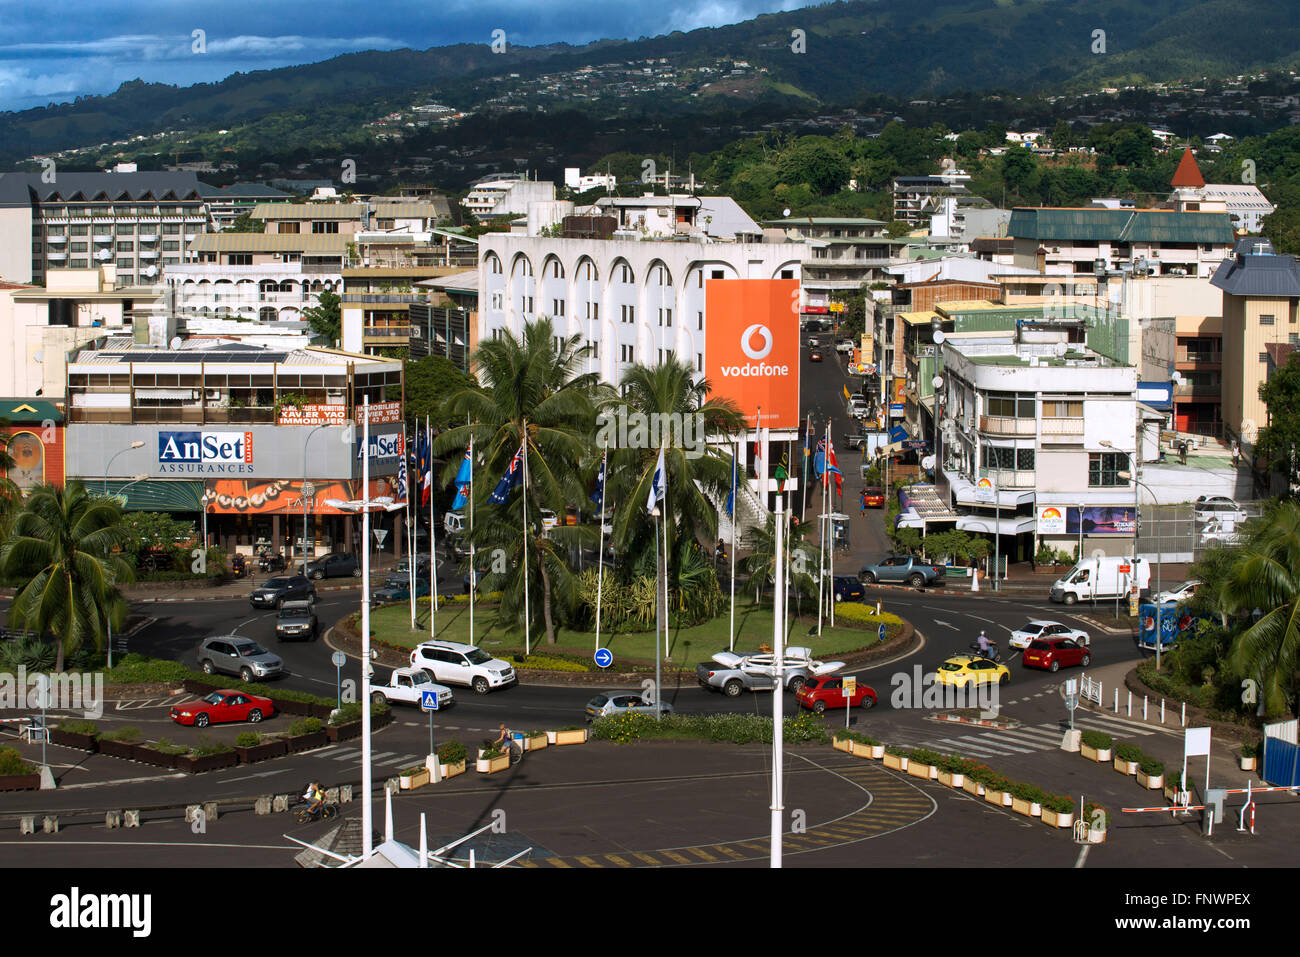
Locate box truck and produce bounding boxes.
[1049,556,1150,604]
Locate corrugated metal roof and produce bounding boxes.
[0,171,204,207]
[186,234,347,253]
[1211,253,1300,297]
[251,203,365,220]
[1008,207,1234,244]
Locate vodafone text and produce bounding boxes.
[719,362,790,377]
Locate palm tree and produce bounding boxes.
[0,482,134,672]
[603,358,746,597]
[742,512,818,612]
[1218,501,1300,716]
[433,317,597,645]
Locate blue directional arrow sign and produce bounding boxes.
[594,648,613,669]
[421,689,440,712]
[878,624,887,643]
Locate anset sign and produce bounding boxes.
[356,432,404,464]
[158,431,254,474]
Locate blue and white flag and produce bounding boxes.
[450,442,473,510]
[646,445,666,514]
[590,451,606,506]
[725,451,737,518]
[396,431,409,503]
[489,442,525,505]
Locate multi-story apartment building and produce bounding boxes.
[591,195,760,242]
[891,171,973,227]
[762,218,907,314]
[198,183,293,230]
[64,336,406,557]
[250,202,367,236]
[0,171,208,286]
[1006,207,1235,278]
[462,174,556,222]
[1211,238,1300,448]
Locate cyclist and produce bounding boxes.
[306,780,325,818]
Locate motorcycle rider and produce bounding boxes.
[976,630,993,658]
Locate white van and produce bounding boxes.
[1049,556,1150,605]
[442,511,466,536]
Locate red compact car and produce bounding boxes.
[1021,638,1092,672]
[861,487,885,508]
[796,675,876,713]
[170,690,276,728]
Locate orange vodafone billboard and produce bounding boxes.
[705,279,800,429]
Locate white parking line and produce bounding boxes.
[929,736,1003,757]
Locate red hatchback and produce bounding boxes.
[170,690,276,728]
[1021,638,1092,672]
[796,675,876,713]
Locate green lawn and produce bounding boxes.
[366,599,897,673]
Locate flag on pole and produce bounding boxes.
[646,445,666,514]
[590,451,607,505]
[775,452,789,493]
[396,432,409,503]
[752,408,763,484]
[725,450,737,517]
[450,442,472,510]
[803,415,812,464]
[489,442,525,504]
[418,428,433,506]
[825,436,843,496]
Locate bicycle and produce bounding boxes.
[483,733,523,767]
[296,801,339,824]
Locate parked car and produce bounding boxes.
[843,430,874,450]
[837,339,855,354]
[539,509,559,530]
[795,675,876,713]
[371,578,431,606]
[1021,638,1092,672]
[858,555,946,588]
[197,636,284,682]
[1199,517,1241,546]
[861,487,884,508]
[847,398,871,420]
[832,575,864,602]
[1154,580,1201,604]
[443,511,466,536]
[370,667,454,709]
[274,600,318,641]
[1008,620,1090,651]
[809,350,824,363]
[305,552,360,580]
[1194,495,1245,525]
[408,640,516,694]
[585,691,674,721]
[935,655,1010,688]
[170,690,276,728]
[249,575,315,609]
[696,647,843,696]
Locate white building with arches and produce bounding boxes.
[478,234,807,517]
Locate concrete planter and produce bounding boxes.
[97,739,146,762]
[1239,756,1257,772]
[438,759,467,779]
[1137,770,1164,790]
[476,749,510,774]
[524,734,548,751]
[852,741,883,759]
[48,729,98,752]
[1088,827,1107,844]
[1113,757,1139,775]
[0,773,41,791]
[133,747,180,770]
[400,767,430,790]
[1081,744,1112,763]
[883,753,908,771]
[1042,808,1074,828]
[286,731,329,753]
[962,777,985,797]
[235,740,288,764]
[985,788,1012,807]
[175,751,237,774]
[907,761,937,780]
[938,770,966,788]
[1011,797,1042,817]
[548,729,587,746]
[832,736,853,754]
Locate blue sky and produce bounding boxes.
[0,0,819,112]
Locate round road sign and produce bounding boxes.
[331,651,347,668]
[594,648,613,668]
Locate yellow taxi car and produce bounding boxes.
[934,655,1010,688]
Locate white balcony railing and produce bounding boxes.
[1040,417,1085,438]
[980,467,1036,489]
[979,414,1037,436]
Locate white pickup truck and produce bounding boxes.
[697,646,845,697]
[370,667,455,709]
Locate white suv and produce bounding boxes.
[408,640,516,695]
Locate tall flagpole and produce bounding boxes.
[468,417,475,647]
[360,396,373,857]
[522,421,531,657]
[595,441,607,654]
[827,422,835,630]
[770,492,785,869]
[428,417,437,637]
[662,442,670,664]
[407,422,416,629]
[729,438,737,652]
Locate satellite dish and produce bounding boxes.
[1054,341,1068,357]
[169,337,182,350]
[782,208,791,217]
[921,455,936,470]
[932,330,946,344]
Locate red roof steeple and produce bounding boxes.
[1171,147,1205,189]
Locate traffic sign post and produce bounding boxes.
[842,676,856,729]
[421,689,440,777]
[878,623,887,643]
[594,648,613,669]
[331,650,347,712]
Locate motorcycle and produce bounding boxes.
[258,551,286,573]
[969,641,1002,663]
[230,554,247,578]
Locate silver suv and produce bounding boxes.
[198,636,284,682]
[408,640,515,695]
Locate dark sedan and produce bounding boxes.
[249,575,316,608]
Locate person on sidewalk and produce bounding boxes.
[1232,442,1241,468]
[859,489,868,517]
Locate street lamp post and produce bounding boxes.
[103,441,145,494]
[299,423,331,575]
[107,474,148,670]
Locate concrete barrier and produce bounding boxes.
[324,787,340,803]
[105,811,122,829]
[42,816,58,834]
[255,795,273,815]
[124,810,140,828]
[340,784,353,804]
[203,802,218,822]
[273,794,290,813]
[19,815,35,835]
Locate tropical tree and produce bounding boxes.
[1218,501,1300,715]
[0,483,134,671]
[601,357,746,605]
[742,512,818,612]
[433,317,597,645]
[302,291,341,345]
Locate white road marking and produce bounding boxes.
[932,620,957,630]
[1075,844,1091,868]
[929,736,1003,757]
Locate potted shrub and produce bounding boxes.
[435,739,467,778]
[1080,730,1113,763]
[1164,771,1189,804]
[285,717,328,753]
[1010,782,1045,817]
[97,725,145,762]
[399,764,431,790]
[983,772,1013,807]
[906,748,942,780]
[50,720,99,753]
[832,732,853,754]
[1240,741,1259,772]
[476,744,510,774]
[136,737,189,770]
[548,726,588,746]
[0,747,40,791]
[523,730,548,751]
[176,736,236,774]
[1084,802,1108,843]
[1041,794,1075,829]
[234,731,287,764]
[833,730,881,759]
[1113,743,1142,775]
[938,755,975,788]
[883,745,909,771]
[1137,756,1164,790]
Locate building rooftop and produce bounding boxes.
[250,203,365,220]
[197,182,292,200]
[0,171,205,207]
[1210,249,1300,297]
[1007,207,1235,244]
[186,233,347,253]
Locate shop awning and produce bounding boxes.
[99,480,204,511]
[956,514,1038,536]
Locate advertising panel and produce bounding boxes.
[705,279,800,429]
[362,401,403,425]
[355,431,405,465]
[893,377,906,405]
[277,404,348,426]
[157,430,254,475]
[1065,506,1136,535]
[1037,505,1067,535]
[205,478,401,515]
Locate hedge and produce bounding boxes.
[834,729,880,746]
[590,711,827,745]
[288,717,323,736]
[0,747,33,775]
[1080,730,1113,750]
[832,605,905,631]
[193,735,234,757]
[56,720,100,737]
[508,653,590,673]
[329,700,389,726]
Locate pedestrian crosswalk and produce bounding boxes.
[319,745,431,769]
[889,712,1157,759]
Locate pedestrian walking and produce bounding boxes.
[1232,441,1240,468]
[859,489,868,517]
